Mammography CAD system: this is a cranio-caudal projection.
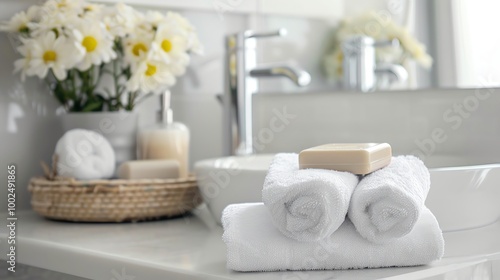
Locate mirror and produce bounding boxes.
[332,0,500,90]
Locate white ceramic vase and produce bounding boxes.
[60,111,138,168]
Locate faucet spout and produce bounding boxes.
[249,66,311,87]
[375,63,409,83]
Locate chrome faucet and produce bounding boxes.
[223,29,311,156]
[342,35,408,92]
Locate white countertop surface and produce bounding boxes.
[1,206,500,280]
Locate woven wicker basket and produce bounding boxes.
[28,176,202,222]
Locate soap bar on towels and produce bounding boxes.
[299,143,392,175]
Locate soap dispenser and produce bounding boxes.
[137,91,190,178]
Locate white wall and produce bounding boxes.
[0,1,63,212]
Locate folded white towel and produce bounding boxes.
[348,155,430,244]
[222,203,444,272]
[55,129,115,180]
[262,153,358,242]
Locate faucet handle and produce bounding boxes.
[244,28,287,39]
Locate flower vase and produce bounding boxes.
[60,111,138,169]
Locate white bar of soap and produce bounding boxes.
[299,143,392,175]
[118,160,180,180]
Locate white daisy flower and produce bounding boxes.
[127,58,176,94]
[0,6,40,33]
[102,3,141,38]
[31,9,79,38]
[80,2,105,19]
[324,48,344,79]
[186,33,203,55]
[397,31,433,68]
[31,0,84,37]
[166,12,203,55]
[29,31,83,80]
[144,11,170,32]
[151,24,190,76]
[73,21,117,71]
[14,39,36,81]
[123,31,154,68]
[42,0,85,14]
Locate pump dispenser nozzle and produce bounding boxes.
[158,90,173,124]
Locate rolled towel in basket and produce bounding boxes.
[222,203,444,272]
[55,129,115,180]
[262,153,358,242]
[348,155,430,244]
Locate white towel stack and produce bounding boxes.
[222,153,444,272]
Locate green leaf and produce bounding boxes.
[81,100,103,112]
[52,84,66,105]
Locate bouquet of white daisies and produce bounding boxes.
[0,0,203,112]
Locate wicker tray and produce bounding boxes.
[28,176,202,222]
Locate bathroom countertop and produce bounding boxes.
[1,207,500,280]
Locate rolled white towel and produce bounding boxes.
[55,129,115,180]
[222,203,444,272]
[348,155,430,244]
[262,153,358,242]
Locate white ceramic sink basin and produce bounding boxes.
[195,154,273,224]
[195,154,500,231]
